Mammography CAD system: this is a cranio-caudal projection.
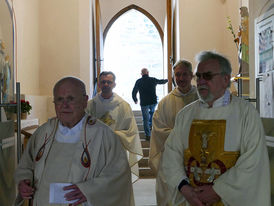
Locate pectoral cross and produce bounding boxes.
[206,168,220,183]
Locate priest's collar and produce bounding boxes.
[177,85,195,96]
[56,115,86,143]
[99,92,114,102]
[199,89,230,108]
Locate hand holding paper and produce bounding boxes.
[49,183,77,204]
[63,184,87,206]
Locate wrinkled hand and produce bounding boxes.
[196,185,220,206]
[18,179,34,199]
[64,184,87,206]
[180,185,205,206]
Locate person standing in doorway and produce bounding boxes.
[132,68,168,141]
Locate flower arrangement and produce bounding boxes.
[7,99,32,114]
[226,16,239,51]
[21,100,32,114]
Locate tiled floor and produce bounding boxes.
[133,178,157,206]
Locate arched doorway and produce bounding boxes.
[103,5,166,110]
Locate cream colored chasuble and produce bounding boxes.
[86,93,143,183]
[34,118,91,206]
[161,93,270,206]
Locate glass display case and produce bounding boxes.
[0,0,18,205]
[0,0,14,104]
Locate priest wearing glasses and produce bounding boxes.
[161,51,270,206]
[14,77,131,206]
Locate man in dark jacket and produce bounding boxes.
[132,68,168,140]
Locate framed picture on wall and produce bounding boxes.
[255,8,274,119]
[255,7,274,77]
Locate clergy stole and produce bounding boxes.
[184,120,240,206]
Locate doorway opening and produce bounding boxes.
[104,9,166,110]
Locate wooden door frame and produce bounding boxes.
[166,0,174,93]
[95,0,104,92]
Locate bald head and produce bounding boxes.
[53,76,88,128]
[141,68,149,76]
[53,76,86,97]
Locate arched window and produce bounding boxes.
[104,7,166,110]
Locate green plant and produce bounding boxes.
[226,16,239,51]
[6,100,32,114]
[21,100,32,114]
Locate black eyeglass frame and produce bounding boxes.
[195,72,223,81]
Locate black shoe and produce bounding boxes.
[146,136,151,141]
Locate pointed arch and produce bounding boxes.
[103,4,163,43]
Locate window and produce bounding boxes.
[104,9,166,110]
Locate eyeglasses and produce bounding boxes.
[195,72,222,81]
[53,95,85,106]
[100,80,113,85]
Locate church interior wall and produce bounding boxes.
[39,0,81,96]
[13,0,40,95]
[100,0,166,33]
[178,0,240,84]
[10,0,271,124]
[10,0,92,123]
[38,0,91,98]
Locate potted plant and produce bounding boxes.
[5,100,32,120]
[20,100,32,119]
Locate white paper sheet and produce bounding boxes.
[49,183,76,204]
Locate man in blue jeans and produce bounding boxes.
[132,68,168,141]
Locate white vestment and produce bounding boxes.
[86,93,143,183]
[149,87,198,206]
[161,95,271,206]
[14,115,131,206]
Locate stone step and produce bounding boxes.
[137,123,144,131]
[139,132,145,139]
[133,110,142,116]
[139,157,149,167]
[139,167,156,178]
[134,111,154,178]
[135,116,143,124]
[141,139,150,148]
[143,148,150,157]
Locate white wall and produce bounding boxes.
[12,0,247,122]
[12,0,92,123]
[178,0,240,78]
[100,0,166,33]
[13,0,92,97]
[14,0,40,95]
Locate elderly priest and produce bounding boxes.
[14,77,131,206]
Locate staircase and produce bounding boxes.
[133,110,155,178]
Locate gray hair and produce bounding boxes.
[53,76,86,96]
[173,60,192,73]
[195,50,232,75]
[99,71,116,82]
